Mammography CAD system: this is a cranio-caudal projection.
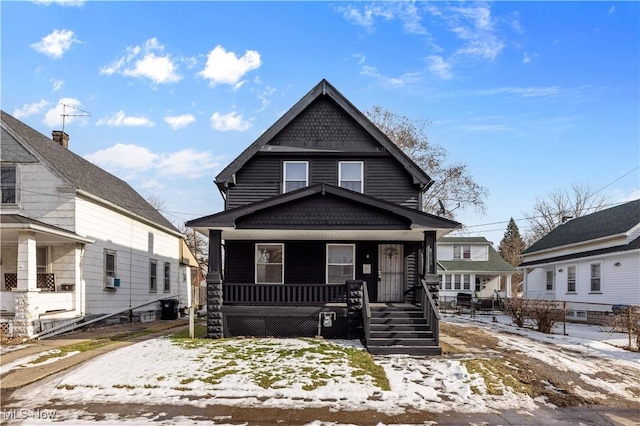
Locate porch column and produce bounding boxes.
[206,229,223,339]
[14,231,39,338]
[423,231,437,276]
[506,274,512,298]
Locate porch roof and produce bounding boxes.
[187,183,460,241]
[0,214,95,244]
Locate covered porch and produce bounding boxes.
[0,214,94,337]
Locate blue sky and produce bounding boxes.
[2,0,639,245]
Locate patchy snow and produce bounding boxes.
[4,314,639,425]
[0,349,80,375]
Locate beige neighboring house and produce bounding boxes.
[1,111,189,338]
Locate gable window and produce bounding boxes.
[104,250,116,288]
[283,161,308,193]
[590,263,601,293]
[256,244,284,284]
[546,269,555,291]
[163,262,171,292]
[327,244,354,284]
[148,232,154,253]
[453,245,471,260]
[338,161,363,193]
[1,165,17,204]
[150,260,157,292]
[567,265,576,293]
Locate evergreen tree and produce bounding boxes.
[498,218,526,292]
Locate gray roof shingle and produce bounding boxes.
[523,199,640,254]
[1,111,178,234]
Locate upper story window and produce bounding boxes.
[1,164,17,204]
[567,265,576,293]
[453,245,471,260]
[283,161,308,193]
[149,260,158,292]
[163,262,171,292]
[546,269,555,291]
[148,232,154,253]
[338,161,363,193]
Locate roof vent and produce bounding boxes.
[52,130,69,148]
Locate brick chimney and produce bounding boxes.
[52,130,69,148]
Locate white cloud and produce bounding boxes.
[13,100,49,119]
[84,144,222,180]
[210,111,252,131]
[30,29,80,59]
[476,86,561,98]
[448,5,505,61]
[608,6,616,15]
[32,0,84,6]
[100,38,181,84]
[96,111,155,127]
[199,45,261,87]
[42,98,85,127]
[256,87,276,112]
[51,79,64,91]
[337,3,425,35]
[163,114,195,130]
[360,65,421,87]
[427,55,452,80]
[522,52,538,64]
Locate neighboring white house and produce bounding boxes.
[437,237,516,300]
[0,111,190,338]
[520,199,640,309]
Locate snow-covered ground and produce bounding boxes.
[4,315,639,425]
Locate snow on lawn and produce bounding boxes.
[9,316,639,422]
[0,349,80,375]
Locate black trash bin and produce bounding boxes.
[160,299,179,320]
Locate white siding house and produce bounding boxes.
[437,237,516,300]
[1,111,189,338]
[520,199,640,307]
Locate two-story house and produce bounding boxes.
[187,80,460,355]
[436,237,517,303]
[520,199,640,318]
[1,111,189,338]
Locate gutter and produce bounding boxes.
[0,223,95,244]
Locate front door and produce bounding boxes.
[377,244,404,302]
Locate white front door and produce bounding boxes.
[378,244,404,302]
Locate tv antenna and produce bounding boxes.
[61,103,91,133]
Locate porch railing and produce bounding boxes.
[362,281,371,344]
[419,277,441,345]
[223,283,348,305]
[4,273,56,292]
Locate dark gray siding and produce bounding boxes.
[405,243,420,289]
[366,158,419,209]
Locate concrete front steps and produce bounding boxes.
[366,304,441,356]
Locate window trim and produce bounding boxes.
[566,265,577,293]
[338,161,364,193]
[590,262,602,293]
[104,249,117,289]
[255,243,284,284]
[163,262,171,292]
[1,164,17,205]
[283,161,309,193]
[453,245,471,260]
[149,259,158,292]
[454,274,461,290]
[326,243,355,284]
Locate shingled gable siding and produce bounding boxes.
[225,97,421,210]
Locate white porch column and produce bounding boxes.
[14,231,40,337]
[506,274,512,298]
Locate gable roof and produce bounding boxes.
[1,111,179,235]
[523,199,640,254]
[215,79,433,189]
[187,183,460,232]
[438,247,517,273]
[439,236,493,244]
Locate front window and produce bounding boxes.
[338,161,363,193]
[256,244,284,283]
[463,274,471,290]
[590,263,601,292]
[37,246,48,274]
[444,275,452,290]
[567,265,576,293]
[1,165,17,204]
[283,161,308,193]
[454,274,461,290]
[326,244,354,284]
[150,260,157,292]
[453,245,471,260]
[164,262,171,292]
[546,269,555,291]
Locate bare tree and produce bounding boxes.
[146,193,166,211]
[523,182,609,245]
[366,106,488,219]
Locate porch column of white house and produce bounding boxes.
[14,231,39,337]
[505,273,512,298]
[75,244,84,316]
